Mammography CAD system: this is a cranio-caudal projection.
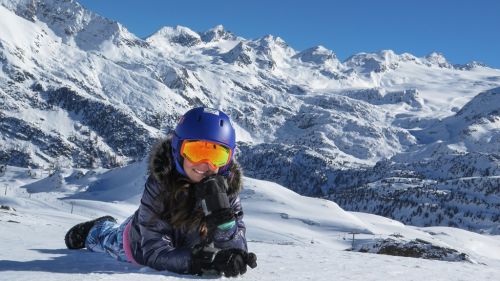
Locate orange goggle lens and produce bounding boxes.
[180,140,232,168]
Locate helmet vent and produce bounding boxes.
[219,120,224,127]
[197,115,202,122]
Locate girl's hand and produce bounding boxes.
[194,175,235,230]
[191,246,257,277]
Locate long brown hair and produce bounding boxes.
[159,173,208,238]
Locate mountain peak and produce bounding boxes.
[156,25,198,36]
[147,25,201,47]
[454,61,487,70]
[0,0,143,50]
[344,50,402,73]
[253,34,294,56]
[212,24,225,31]
[293,45,338,64]
[425,52,452,68]
[200,24,235,42]
[222,41,253,66]
[259,34,286,46]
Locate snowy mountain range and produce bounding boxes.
[0,0,499,234]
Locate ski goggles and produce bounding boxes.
[180,140,232,169]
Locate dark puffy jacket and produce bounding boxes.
[127,139,247,273]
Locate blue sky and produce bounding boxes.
[78,0,500,68]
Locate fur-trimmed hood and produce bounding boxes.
[148,138,243,195]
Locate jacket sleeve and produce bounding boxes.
[212,194,248,251]
[137,176,191,273]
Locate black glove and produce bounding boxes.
[194,175,235,230]
[191,246,258,277]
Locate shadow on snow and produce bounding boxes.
[0,248,219,279]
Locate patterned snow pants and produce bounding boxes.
[85,216,133,262]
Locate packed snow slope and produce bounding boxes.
[1,164,500,281]
[0,0,499,233]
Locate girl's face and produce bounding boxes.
[183,158,219,183]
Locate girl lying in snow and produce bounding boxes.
[64,107,257,277]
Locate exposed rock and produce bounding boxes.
[355,238,472,262]
[0,205,16,212]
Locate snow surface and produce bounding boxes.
[1,164,499,281]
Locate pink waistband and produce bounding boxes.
[123,220,138,264]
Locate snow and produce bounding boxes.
[2,0,499,171]
[0,5,38,49]
[1,164,500,280]
[418,226,500,261]
[1,1,500,279]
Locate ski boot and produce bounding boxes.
[64,215,117,249]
